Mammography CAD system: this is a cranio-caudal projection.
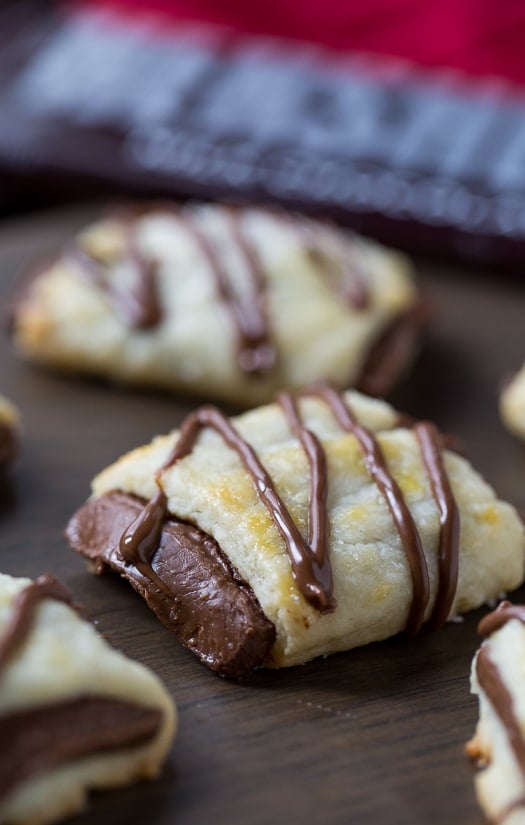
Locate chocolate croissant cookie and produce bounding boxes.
[0,573,176,825]
[467,602,525,824]
[9,203,421,406]
[501,365,525,441]
[66,386,525,678]
[0,395,19,469]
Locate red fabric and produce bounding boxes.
[76,0,525,85]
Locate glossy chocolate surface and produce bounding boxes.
[0,698,162,803]
[67,491,275,679]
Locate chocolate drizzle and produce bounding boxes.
[72,490,275,677]
[478,601,525,638]
[120,488,171,598]
[277,392,333,609]
[0,575,79,674]
[476,643,525,823]
[68,241,162,329]
[473,601,525,823]
[476,646,525,774]
[305,384,431,634]
[120,405,335,612]
[119,384,460,631]
[119,244,163,329]
[298,220,369,311]
[66,206,379,379]
[414,421,460,629]
[176,208,275,375]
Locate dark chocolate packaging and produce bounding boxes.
[1,0,525,266]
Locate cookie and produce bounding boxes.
[467,602,525,824]
[501,366,525,441]
[9,203,422,406]
[0,573,176,825]
[66,385,525,678]
[0,396,19,469]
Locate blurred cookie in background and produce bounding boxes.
[9,203,423,407]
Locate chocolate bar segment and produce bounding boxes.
[0,698,162,804]
[66,491,276,679]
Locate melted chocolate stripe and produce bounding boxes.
[128,405,334,612]
[118,383,463,631]
[478,602,525,638]
[68,241,161,330]
[162,405,335,611]
[176,209,275,376]
[304,385,430,635]
[119,403,335,613]
[338,254,370,311]
[277,392,334,605]
[0,576,79,674]
[120,489,171,598]
[294,217,369,310]
[475,604,525,823]
[118,386,451,627]
[414,421,460,629]
[68,247,106,287]
[476,646,525,813]
[227,209,276,374]
[114,241,163,329]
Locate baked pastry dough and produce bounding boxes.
[66,386,525,678]
[0,395,19,469]
[467,602,525,824]
[10,203,421,405]
[501,365,525,440]
[0,573,176,825]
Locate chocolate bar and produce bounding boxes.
[2,2,525,266]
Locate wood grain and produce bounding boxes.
[1,204,524,824]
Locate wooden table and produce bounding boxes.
[1,205,524,825]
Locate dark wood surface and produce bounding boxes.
[1,204,525,825]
